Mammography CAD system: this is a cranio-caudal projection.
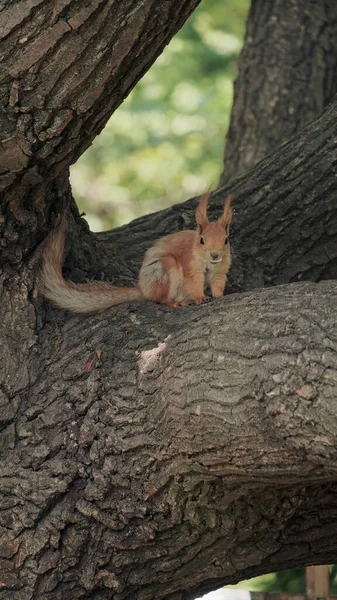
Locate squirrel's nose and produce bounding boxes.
[210,252,220,259]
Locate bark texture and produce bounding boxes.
[2,280,337,600]
[220,0,337,184]
[0,0,201,247]
[1,98,337,595]
[2,1,337,599]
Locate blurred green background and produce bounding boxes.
[234,566,337,594]
[70,0,249,231]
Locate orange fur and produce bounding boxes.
[39,193,232,313]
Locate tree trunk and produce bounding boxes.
[2,279,337,600]
[2,1,337,599]
[220,0,337,184]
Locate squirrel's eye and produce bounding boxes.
[200,237,205,245]
[224,237,229,245]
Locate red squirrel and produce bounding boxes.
[39,192,232,313]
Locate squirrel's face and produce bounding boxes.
[197,221,230,264]
[195,192,232,264]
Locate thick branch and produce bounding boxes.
[2,281,337,599]
[0,0,200,213]
[220,0,337,184]
[89,95,337,293]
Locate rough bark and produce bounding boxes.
[220,0,337,185]
[0,0,201,245]
[2,280,337,600]
[1,102,337,595]
[2,1,337,599]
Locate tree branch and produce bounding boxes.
[1,0,201,212]
[88,95,337,294]
[2,280,337,598]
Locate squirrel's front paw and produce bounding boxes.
[194,295,210,305]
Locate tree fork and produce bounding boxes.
[0,0,202,243]
[2,1,337,599]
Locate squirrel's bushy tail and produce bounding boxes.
[39,215,143,313]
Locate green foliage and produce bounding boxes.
[70,0,249,230]
[233,566,337,594]
[234,570,306,593]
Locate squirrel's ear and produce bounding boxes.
[196,191,210,233]
[218,195,232,234]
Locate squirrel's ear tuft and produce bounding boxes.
[195,191,210,233]
[218,195,232,233]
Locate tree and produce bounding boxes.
[221,0,337,183]
[1,1,337,599]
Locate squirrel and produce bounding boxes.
[39,192,232,313]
